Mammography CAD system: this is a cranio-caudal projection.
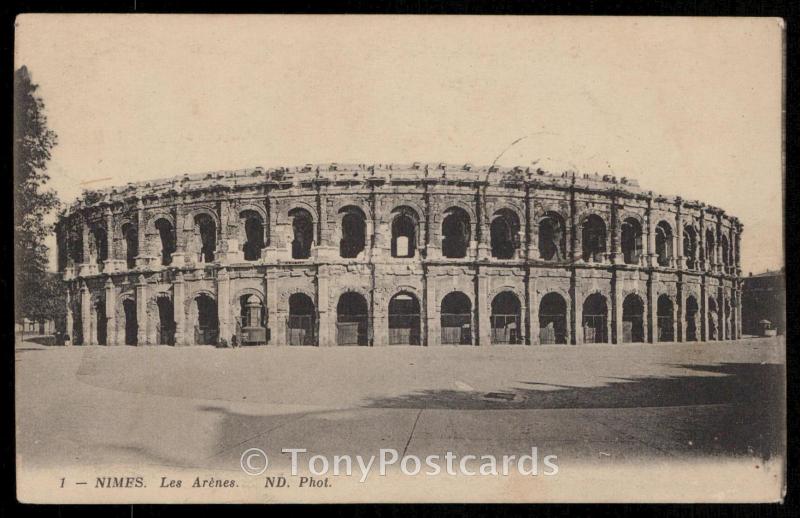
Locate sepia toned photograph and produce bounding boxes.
[14,14,785,503]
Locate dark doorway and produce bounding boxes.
[337,292,369,346]
[440,292,472,345]
[288,293,316,345]
[388,292,421,345]
[655,221,672,267]
[582,293,608,343]
[91,226,108,268]
[340,208,367,259]
[657,295,674,342]
[195,214,216,263]
[539,292,567,344]
[708,297,719,340]
[391,211,417,258]
[538,213,566,261]
[685,296,699,341]
[241,211,264,261]
[156,296,175,345]
[621,218,642,265]
[581,215,607,262]
[155,219,176,266]
[123,299,137,345]
[683,227,697,270]
[491,291,522,344]
[490,210,520,260]
[290,209,313,260]
[94,299,107,345]
[622,294,645,342]
[194,294,218,345]
[441,208,470,259]
[123,223,138,269]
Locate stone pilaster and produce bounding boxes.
[266,269,284,345]
[172,200,187,267]
[65,289,73,346]
[317,266,332,346]
[173,271,186,345]
[477,271,490,346]
[135,275,148,345]
[609,196,620,264]
[80,281,91,345]
[700,282,708,342]
[217,267,231,343]
[425,273,439,347]
[647,274,656,343]
[675,201,684,269]
[612,275,622,344]
[105,277,116,345]
[646,198,656,268]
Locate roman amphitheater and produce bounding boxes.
[55,162,743,348]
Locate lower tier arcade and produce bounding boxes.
[66,262,741,347]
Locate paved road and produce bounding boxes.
[16,338,784,476]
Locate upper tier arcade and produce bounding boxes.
[55,162,743,280]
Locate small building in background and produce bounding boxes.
[742,268,785,336]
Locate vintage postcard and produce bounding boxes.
[14,14,785,503]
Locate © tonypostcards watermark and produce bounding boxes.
[241,447,558,482]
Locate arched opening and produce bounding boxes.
[122,223,138,269]
[90,226,108,267]
[68,227,84,265]
[725,298,732,339]
[194,214,217,263]
[708,297,719,340]
[440,291,472,345]
[582,293,608,343]
[288,293,316,345]
[705,229,716,266]
[156,296,175,345]
[538,212,566,261]
[721,235,730,270]
[490,209,520,259]
[94,299,107,345]
[655,221,673,267]
[391,208,418,258]
[621,218,643,265]
[72,302,83,345]
[441,207,470,259]
[683,226,697,269]
[538,292,567,344]
[155,218,176,266]
[491,291,522,344]
[656,295,674,342]
[240,211,265,261]
[339,207,366,259]
[194,293,218,345]
[57,232,68,271]
[289,208,313,260]
[622,294,645,343]
[581,215,607,263]
[336,292,369,346]
[388,292,421,345]
[238,295,267,345]
[685,295,699,341]
[123,298,137,345]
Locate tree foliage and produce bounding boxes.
[15,66,61,322]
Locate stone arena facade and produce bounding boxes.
[55,162,743,347]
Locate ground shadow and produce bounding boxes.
[364,362,784,410]
[362,362,785,459]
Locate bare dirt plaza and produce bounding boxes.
[16,337,784,477]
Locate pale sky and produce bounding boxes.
[15,15,784,274]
